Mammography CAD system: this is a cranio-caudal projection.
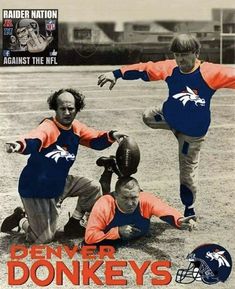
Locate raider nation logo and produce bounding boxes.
[2,9,58,65]
[175,243,232,285]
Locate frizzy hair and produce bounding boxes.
[47,88,85,112]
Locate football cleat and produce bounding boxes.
[97,155,121,194]
[64,217,86,237]
[96,155,121,176]
[184,206,196,220]
[1,207,25,232]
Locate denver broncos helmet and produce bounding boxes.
[175,243,232,285]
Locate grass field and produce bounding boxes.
[0,65,234,289]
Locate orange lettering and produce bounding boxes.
[82,261,103,285]
[63,245,79,259]
[129,260,151,285]
[30,245,46,259]
[99,246,115,259]
[105,261,127,285]
[151,260,172,285]
[7,261,29,285]
[80,246,97,259]
[56,261,80,285]
[30,260,54,286]
[10,245,28,259]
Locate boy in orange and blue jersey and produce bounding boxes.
[85,177,196,246]
[1,88,126,243]
[97,34,235,219]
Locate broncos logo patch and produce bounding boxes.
[206,250,231,268]
[173,86,206,107]
[45,145,75,163]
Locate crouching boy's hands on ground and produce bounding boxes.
[118,224,141,240]
[178,216,198,231]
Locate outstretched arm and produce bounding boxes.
[7,119,58,155]
[5,127,45,155]
[98,72,117,90]
[5,142,21,153]
[177,216,197,231]
[97,60,177,90]
[76,120,127,150]
[139,192,197,231]
[201,63,235,90]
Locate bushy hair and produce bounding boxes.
[47,88,85,112]
[170,34,201,54]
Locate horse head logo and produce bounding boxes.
[173,86,206,107]
[206,250,231,268]
[45,145,75,163]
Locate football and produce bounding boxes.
[116,137,140,176]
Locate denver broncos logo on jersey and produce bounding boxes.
[45,145,75,163]
[173,86,206,107]
[206,250,231,268]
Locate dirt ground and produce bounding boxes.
[0,65,234,289]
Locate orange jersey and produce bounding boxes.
[85,192,183,244]
[113,60,235,136]
[17,117,114,198]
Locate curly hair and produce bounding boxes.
[47,88,85,112]
[170,34,201,54]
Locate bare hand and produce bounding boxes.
[27,28,53,53]
[97,72,117,90]
[5,142,21,153]
[118,224,141,240]
[112,132,128,143]
[178,216,198,231]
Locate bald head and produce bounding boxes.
[114,177,141,214]
[115,177,140,193]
